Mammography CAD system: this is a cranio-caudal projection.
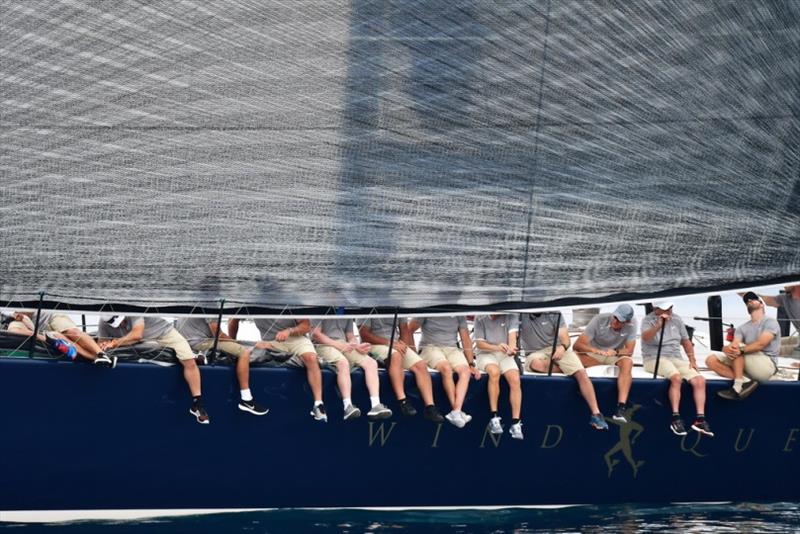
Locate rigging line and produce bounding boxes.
[520,0,551,300]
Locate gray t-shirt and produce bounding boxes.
[640,312,689,361]
[362,317,400,341]
[97,317,173,341]
[473,315,519,347]
[519,313,563,352]
[253,318,303,341]
[736,317,781,361]
[29,312,56,332]
[413,316,468,348]
[776,293,800,332]
[176,317,215,348]
[583,313,637,350]
[314,318,354,342]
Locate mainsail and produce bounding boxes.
[1,1,798,311]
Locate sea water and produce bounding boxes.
[2,503,799,533]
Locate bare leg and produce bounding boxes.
[690,375,706,414]
[236,348,251,390]
[181,358,202,397]
[505,369,522,419]
[436,361,456,409]
[302,352,323,402]
[529,358,562,374]
[616,358,632,404]
[360,356,380,398]
[388,349,406,400]
[573,369,600,414]
[410,361,435,405]
[486,364,501,412]
[335,358,352,399]
[668,374,681,412]
[453,365,470,411]
[705,354,736,379]
[62,328,102,360]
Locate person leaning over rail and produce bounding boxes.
[520,311,608,431]
[9,311,115,367]
[573,304,636,423]
[473,314,523,439]
[747,284,800,357]
[98,316,208,423]
[311,318,392,421]
[359,316,445,423]
[176,317,268,416]
[232,317,328,422]
[404,316,481,428]
[640,301,713,437]
[705,292,779,400]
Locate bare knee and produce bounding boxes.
[182,358,198,371]
[455,365,470,379]
[505,371,521,389]
[669,374,682,387]
[705,355,718,368]
[487,366,501,380]
[617,358,633,373]
[438,362,453,377]
[691,375,706,388]
[336,359,350,372]
[302,353,318,367]
[62,328,82,340]
[360,357,377,372]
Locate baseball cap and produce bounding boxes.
[742,291,760,304]
[653,300,674,311]
[612,304,634,322]
[103,315,125,328]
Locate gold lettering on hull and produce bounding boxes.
[604,405,644,478]
[480,425,502,448]
[734,428,755,452]
[431,423,443,448]
[680,433,708,458]
[540,425,564,449]
[783,429,799,452]
[368,422,397,447]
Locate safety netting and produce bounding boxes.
[1,0,798,310]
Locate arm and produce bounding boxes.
[459,327,480,378]
[104,321,144,349]
[617,339,636,358]
[508,330,518,353]
[681,338,697,370]
[208,321,235,342]
[641,316,666,342]
[573,332,614,356]
[276,319,311,341]
[551,327,571,360]
[758,294,780,308]
[227,318,240,339]
[722,336,743,357]
[311,326,351,353]
[740,331,776,354]
[359,325,407,354]
[400,320,419,350]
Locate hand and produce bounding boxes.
[275,329,290,342]
[470,365,482,379]
[394,340,408,354]
[499,343,510,354]
[603,348,617,358]
[98,339,113,350]
[688,357,698,371]
[255,341,274,350]
[355,342,371,354]
[553,345,566,361]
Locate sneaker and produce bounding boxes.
[488,416,503,435]
[460,411,473,424]
[94,351,117,368]
[310,403,328,422]
[46,333,77,360]
[189,405,210,424]
[691,419,714,437]
[590,414,609,431]
[738,380,759,400]
[510,422,524,440]
[612,405,628,423]
[670,418,688,436]
[367,403,392,420]
[343,404,362,421]
[717,387,739,400]
[238,399,269,416]
[445,410,466,428]
[399,399,417,417]
[423,405,445,424]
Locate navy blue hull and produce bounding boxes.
[1,358,798,510]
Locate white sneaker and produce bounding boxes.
[460,411,472,424]
[445,410,466,428]
[343,404,361,421]
[488,416,503,435]
[510,422,524,440]
[367,403,392,420]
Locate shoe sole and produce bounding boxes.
[489,428,503,435]
[310,411,328,422]
[671,427,688,436]
[691,425,714,437]
[367,411,393,421]
[344,409,362,421]
[238,405,269,416]
[590,423,608,431]
[717,389,739,400]
[510,434,524,440]
[189,409,210,424]
[737,383,759,400]
[612,415,628,423]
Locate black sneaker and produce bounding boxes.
[423,405,445,424]
[238,399,269,416]
[190,405,210,424]
[670,418,687,436]
[717,387,739,400]
[399,398,417,417]
[738,380,759,400]
[94,352,117,368]
[612,405,628,423]
[691,419,714,437]
[310,403,328,422]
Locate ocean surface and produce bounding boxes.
[2,503,799,533]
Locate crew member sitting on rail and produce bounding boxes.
[706,292,779,400]
[359,316,444,423]
[232,317,327,422]
[311,317,392,421]
[404,316,481,428]
[573,304,636,423]
[641,301,713,437]
[520,311,608,431]
[749,285,800,357]
[9,311,115,367]
[176,317,269,416]
[98,316,207,423]
[473,314,523,439]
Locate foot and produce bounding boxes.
[488,416,503,435]
[93,352,117,368]
[460,411,472,424]
[398,398,417,417]
[737,380,759,400]
[670,418,687,436]
[423,405,445,423]
[445,410,466,428]
[343,404,362,421]
[310,403,328,422]
[590,413,608,431]
[612,404,628,423]
[367,403,393,420]
[238,399,269,416]
[509,422,524,440]
[717,387,739,400]
[691,418,714,437]
[189,405,210,424]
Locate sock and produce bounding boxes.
[192,395,202,406]
[491,411,499,419]
[314,400,323,407]
[512,418,521,425]
[618,402,626,409]
[343,398,352,409]
[370,396,380,408]
[696,414,705,421]
[733,378,744,393]
[399,397,408,404]
[671,412,681,420]
[240,388,253,402]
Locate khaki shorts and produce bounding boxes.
[526,348,583,376]
[583,352,626,366]
[314,345,349,365]
[157,328,195,361]
[194,339,247,358]
[780,335,799,356]
[370,344,424,369]
[477,351,518,375]
[643,357,700,381]
[48,314,77,333]
[421,345,469,370]
[270,336,317,358]
[714,351,777,383]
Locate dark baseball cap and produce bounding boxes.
[742,291,759,304]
